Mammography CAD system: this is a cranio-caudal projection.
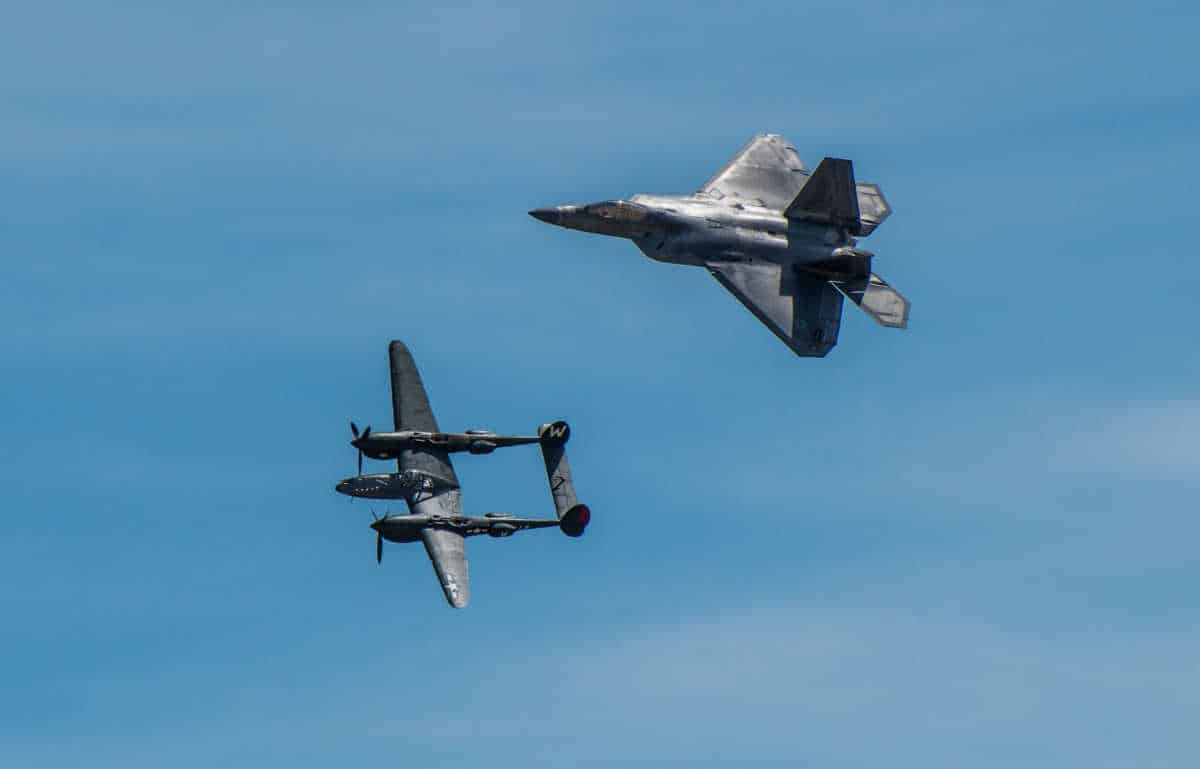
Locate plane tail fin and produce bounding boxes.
[537,422,590,537]
[784,157,862,233]
[832,273,910,328]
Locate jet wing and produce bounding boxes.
[388,341,459,487]
[421,527,469,608]
[707,261,844,357]
[699,134,808,211]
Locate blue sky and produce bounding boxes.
[2,1,1198,767]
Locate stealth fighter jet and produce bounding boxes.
[335,341,590,608]
[530,134,909,357]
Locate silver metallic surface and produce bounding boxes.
[530,134,909,357]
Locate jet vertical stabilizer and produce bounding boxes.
[785,157,862,234]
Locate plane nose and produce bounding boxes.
[528,206,560,224]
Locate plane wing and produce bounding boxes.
[421,527,469,608]
[388,341,459,487]
[707,261,844,357]
[699,134,808,210]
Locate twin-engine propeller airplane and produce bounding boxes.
[335,341,589,608]
[530,133,910,358]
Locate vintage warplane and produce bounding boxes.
[530,134,909,357]
[335,341,589,608]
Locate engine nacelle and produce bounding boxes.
[468,440,498,454]
[559,503,590,538]
[487,522,517,538]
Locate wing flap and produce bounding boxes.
[421,527,469,608]
[707,261,844,357]
[699,134,807,210]
[388,341,459,486]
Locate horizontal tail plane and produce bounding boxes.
[833,273,910,328]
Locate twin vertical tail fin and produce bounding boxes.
[537,421,590,537]
[785,157,862,233]
[784,157,893,237]
[788,158,907,327]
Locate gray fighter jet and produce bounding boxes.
[530,134,909,357]
[335,341,589,608]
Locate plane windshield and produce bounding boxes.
[586,201,648,222]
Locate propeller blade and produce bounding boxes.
[350,421,360,439]
[376,532,382,564]
[362,425,371,439]
[357,448,363,477]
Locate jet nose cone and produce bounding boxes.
[528,206,560,224]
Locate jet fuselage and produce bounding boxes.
[531,195,865,275]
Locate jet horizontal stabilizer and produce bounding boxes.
[832,273,910,328]
[854,182,892,236]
